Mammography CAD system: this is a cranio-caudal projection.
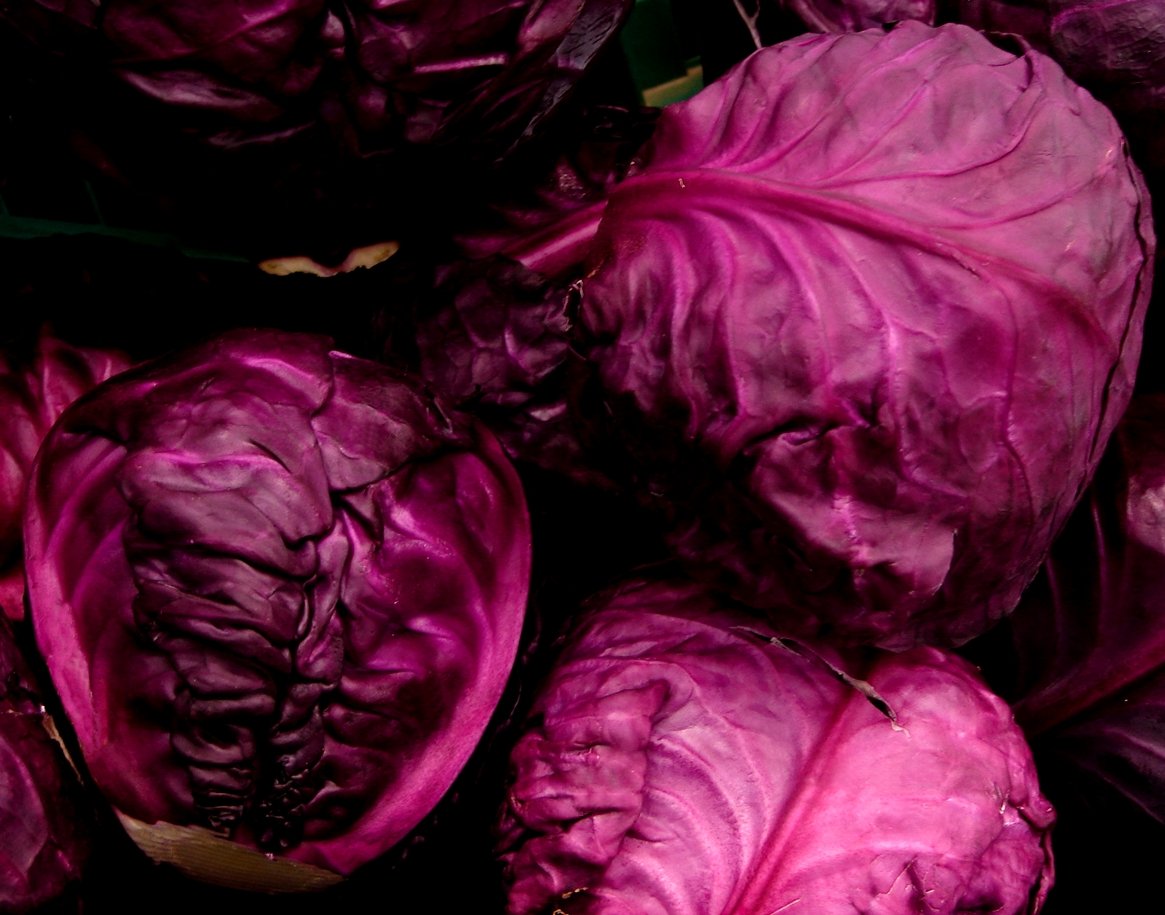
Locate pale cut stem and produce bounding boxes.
[732,0,764,49]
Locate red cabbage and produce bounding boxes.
[499,578,1055,914]
[579,22,1153,648]
[22,329,532,888]
[0,0,634,254]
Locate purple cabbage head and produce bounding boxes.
[0,614,91,911]
[22,329,531,888]
[0,0,633,253]
[0,331,130,620]
[499,578,1055,914]
[577,22,1153,648]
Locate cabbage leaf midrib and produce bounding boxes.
[604,166,1115,343]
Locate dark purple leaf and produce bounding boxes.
[395,106,657,482]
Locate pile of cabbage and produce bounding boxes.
[1,2,1162,912]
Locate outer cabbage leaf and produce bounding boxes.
[0,331,130,620]
[0,614,91,912]
[22,329,531,885]
[499,578,1054,914]
[580,22,1154,648]
[410,256,592,477]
